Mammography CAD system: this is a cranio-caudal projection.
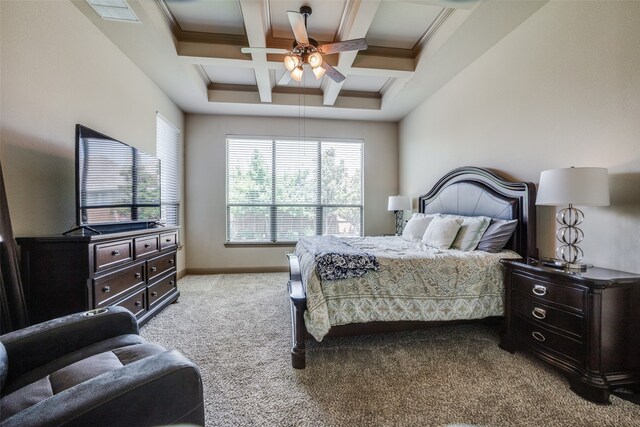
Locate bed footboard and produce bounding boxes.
[287,254,307,369]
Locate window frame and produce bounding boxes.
[225,135,364,244]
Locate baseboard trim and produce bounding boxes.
[186,266,289,275]
[177,269,187,280]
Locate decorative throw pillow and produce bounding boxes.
[450,216,491,251]
[422,216,463,249]
[477,219,519,253]
[402,214,437,241]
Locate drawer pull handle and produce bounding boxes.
[166,238,172,242]
[135,273,142,278]
[532,331,546,342]
[170,281,174,286]
[532,307,546,320]
[169,259,174,264]
[532,284,547,296]
[102,286,110,293]
[144,243,151,248]
[151,291,158,297]
[134,301,142,307]
[112,250,120,256]
[151,267,157,272]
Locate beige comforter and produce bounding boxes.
[295,235,520,341]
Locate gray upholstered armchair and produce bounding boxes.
[0,306,204,426]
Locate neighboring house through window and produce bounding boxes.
[156,114,181,226]
[226,136,364,243]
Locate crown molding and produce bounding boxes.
[412,7,455,56]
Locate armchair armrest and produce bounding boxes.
[1,350,205,427]
[0,307,138,383]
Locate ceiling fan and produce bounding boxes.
[241,6,368,84]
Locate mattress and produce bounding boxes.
[294,235,520,341]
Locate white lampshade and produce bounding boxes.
[388,195,411,211]
[308,52,322,68]
[290,66,303,82]
[536,167,610,206]
[312,66,326,80]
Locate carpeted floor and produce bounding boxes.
[140,274,640,427]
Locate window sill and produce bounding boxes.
[224,242,297,248]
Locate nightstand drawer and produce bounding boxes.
[512,294,583,338]
[512,272,585,311]
[513,316,584,364]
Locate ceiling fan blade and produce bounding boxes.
[321,62,345,83]
[319,38,368,55]
[241,47,289,55]
[287,10,309,45]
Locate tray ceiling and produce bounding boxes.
[73,0,548,121]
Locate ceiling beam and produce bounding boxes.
[177,42,415,78]
[321,0,382,106]
[238,0,272,103]
[208,86,381,110]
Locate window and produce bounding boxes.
[156,114,181,226]
[226,136,363,243]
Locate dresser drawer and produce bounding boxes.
[114,289,146,317]
[512,293,583,338]
[160,232,178,250]
[95,240,133,272]
[147,252,176,281]
[512,272,585,311]
[134,235,159,258]
[94,262,145,307]
[148,273,177,307]
[513,316,584,364]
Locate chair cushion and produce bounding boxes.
[0,342,166,419]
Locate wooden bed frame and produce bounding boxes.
[287,166,537,368]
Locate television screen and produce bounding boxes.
[76,125,161,227]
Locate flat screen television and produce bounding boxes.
[75,124,161,232]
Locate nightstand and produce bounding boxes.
[500,258,640,403]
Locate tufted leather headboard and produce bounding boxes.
[419,167,537,258]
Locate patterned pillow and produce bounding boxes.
[422,216,463,249]
[450,216,492,251]
[477,219,518,252]
[402,214,437,241]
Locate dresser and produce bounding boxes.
[17,227,180,326]
[500,258,640,403]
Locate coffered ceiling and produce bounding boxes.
[73,0,548,121]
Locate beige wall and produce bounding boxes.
[185,114,398,271]
[399,1,640,273]
[0,1,186,271]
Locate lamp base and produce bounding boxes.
[541,257,592,272]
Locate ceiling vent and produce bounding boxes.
[86,0,139,23]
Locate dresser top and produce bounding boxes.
[16,225,180,244]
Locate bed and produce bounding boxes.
[287,166,537,368]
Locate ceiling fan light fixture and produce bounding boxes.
[284,55,300,72]
[291,66,304,82]
[312,66,326,80]
[308,52,322,69]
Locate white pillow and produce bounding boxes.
[450,216,492,251]
[422,216,463,249]
[402,214,437,241]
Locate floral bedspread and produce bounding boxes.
[294,236,520,341]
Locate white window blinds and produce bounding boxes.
[156,114,181,226]
[226,136,363,243]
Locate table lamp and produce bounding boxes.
[388,195,411,235]
[536,167,609,270]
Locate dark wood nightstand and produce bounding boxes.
[500,258,640,403]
